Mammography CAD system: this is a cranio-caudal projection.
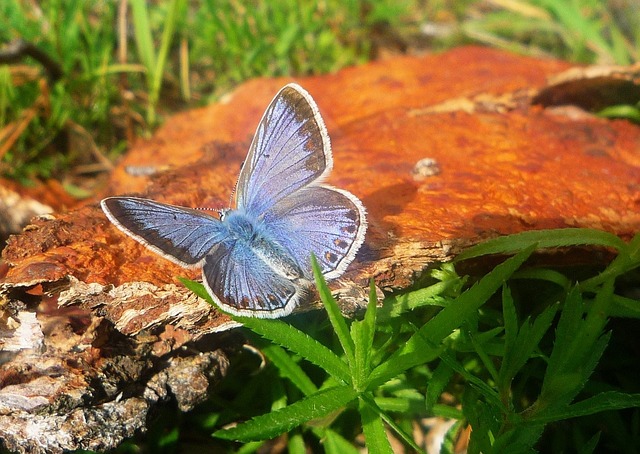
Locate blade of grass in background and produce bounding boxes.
[130,0,186,126]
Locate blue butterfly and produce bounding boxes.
[101,83,367,318]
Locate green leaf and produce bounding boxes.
[378,280,455,319]
[129,0,156,73]
[440,420,465,454]
[440,348,505,412]
[235,441,264,453]
[261,344,318,396]
[351,280,378,391]
[213,385,357,442]
[426,361,454,413]
[358,398,393,454]
[609,294,640,318]
[578,432,601,454]
[311,255,355,367]
[455,228,626,262]
[498,286,558,391]
[463,386,503,453]
[529,392,640,424]
[374,395,425,414]
[323,428,360,454]
[598,104,640,123]
[539,282,613,408]
[369,246,535,387]
[511,268,571,290]
[238,316,351,385]
[287,431,306,454]
[178,277,211,302]
[421,246,535,345]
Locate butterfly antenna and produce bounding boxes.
[228,159,245,207]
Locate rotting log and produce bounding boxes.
[1,46,639,452]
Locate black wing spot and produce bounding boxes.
[325,251,339,264]
[334,239,349,250]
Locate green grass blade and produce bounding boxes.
[151,0,184,102]
[129,0,156,73]
[213,385,357,442]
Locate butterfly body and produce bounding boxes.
[221,209,305,281]
[102,84,366,318]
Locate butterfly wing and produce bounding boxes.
[236,83,332,217]
[202,238,307,318]
[101,197,227,268]
[264,185,367,280]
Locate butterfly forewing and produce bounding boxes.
[101,197,227,267]
[236,84,332,217]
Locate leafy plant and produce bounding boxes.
[178,228,640,452]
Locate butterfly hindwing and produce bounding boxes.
[264,186,367,280]
[236,84,332,218]
[202,238,306,318]
[101,197,228,267]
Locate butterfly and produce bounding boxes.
[101,83,367,318]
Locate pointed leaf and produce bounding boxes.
[129,0,156,73]
[261,344,318,396]
[323,429,360,454]
[358,398,393,454]
[369,246,535,387]
[178,277,211,302]
[529,392,640,424]
[455,228,626,261]
[312,255,355,367]
[238,316,350,384]
[214,386,357,442]
[426,361,454,413]
[351,280,378,391]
